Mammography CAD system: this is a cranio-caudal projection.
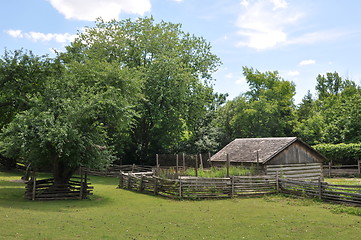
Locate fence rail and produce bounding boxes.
[279,178,361,206]
[119,171,361,206]
[87,164,153,177]
[323,161,361,177]
[119,173,276,199]
[25,169,93,200]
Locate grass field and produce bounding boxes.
[0,171,360,240]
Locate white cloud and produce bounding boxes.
[6,29,23,38]
[48,0,151,21]
[235,0,303,50]
[287,70,300,77]
[6,29,76,43]
[225,73,234,79]
[286,30,350,46]
[235,77,246,85]
[299,59,316,66]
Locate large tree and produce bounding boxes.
[296,72,361,144]
[63,17,221,163]
[0,54,141,184]
[217,67,296,140]
[0,50,54,169]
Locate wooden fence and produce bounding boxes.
[87,164,153,177]
[323,161,361,177]
[279,178,361,206]
[25,170,93,200]
[119,173,276,199]
[119,172,361,206]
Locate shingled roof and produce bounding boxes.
[210,137,299,164]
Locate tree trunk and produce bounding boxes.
[52,155,76,186]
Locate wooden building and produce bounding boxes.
[210,137,326,181]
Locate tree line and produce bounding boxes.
[0,17,360,184]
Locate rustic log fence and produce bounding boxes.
[323,160,361,177]
[119,171,361,206]
[119,172,276,199]
[25,169,93,200]
[279,178,361,206]
[87,164,153,177]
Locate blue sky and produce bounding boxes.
[1,0,361,103]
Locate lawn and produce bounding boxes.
[0,171,360,240]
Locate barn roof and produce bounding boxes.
[210,137,323,164]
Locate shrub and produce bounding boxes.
[313,143,361,165]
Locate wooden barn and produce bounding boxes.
[210,137,326,181]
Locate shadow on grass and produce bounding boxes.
[0,176,115,212]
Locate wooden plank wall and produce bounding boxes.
[265,163,323,181]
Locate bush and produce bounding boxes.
[313,143,361,165]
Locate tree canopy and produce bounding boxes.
[63,17,222,163]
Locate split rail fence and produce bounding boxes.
[119,173,277,199]
[25,170,93,200]
[87,164,153,177]
[119,172,361,206]
[323,160,361,177]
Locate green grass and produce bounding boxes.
[1,171,361,240]
[185,166,254,178]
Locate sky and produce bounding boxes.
[1,0,361,104]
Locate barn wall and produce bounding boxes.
[266,141,324,165]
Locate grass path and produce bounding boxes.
[0,171,360,240]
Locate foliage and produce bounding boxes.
[185,166,253,178]
[313,143,361,164]
[64,17,222,163]
[216,67,296,140]
[0,54,141,183]
[296,75,361,144]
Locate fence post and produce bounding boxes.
[79,167,83,200]
[179,178,182,198]
[208,152,212,168]
[358,160,361,175]
[156,154,160,176]
[256,150,259,172]
[199,154,203,170]
[32,172,36,201]
[154,177,159,195]
[231,176,235,198]
[128,174,132,189]
[328,161,332,177]
[119,171,124,188]
[140,175,145,192]
[195,155,198,177]
[182,153,186,170]
[318,177,322,200]
[176,154,179,176]
[276,171,280,193]
[226,154,230,178]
